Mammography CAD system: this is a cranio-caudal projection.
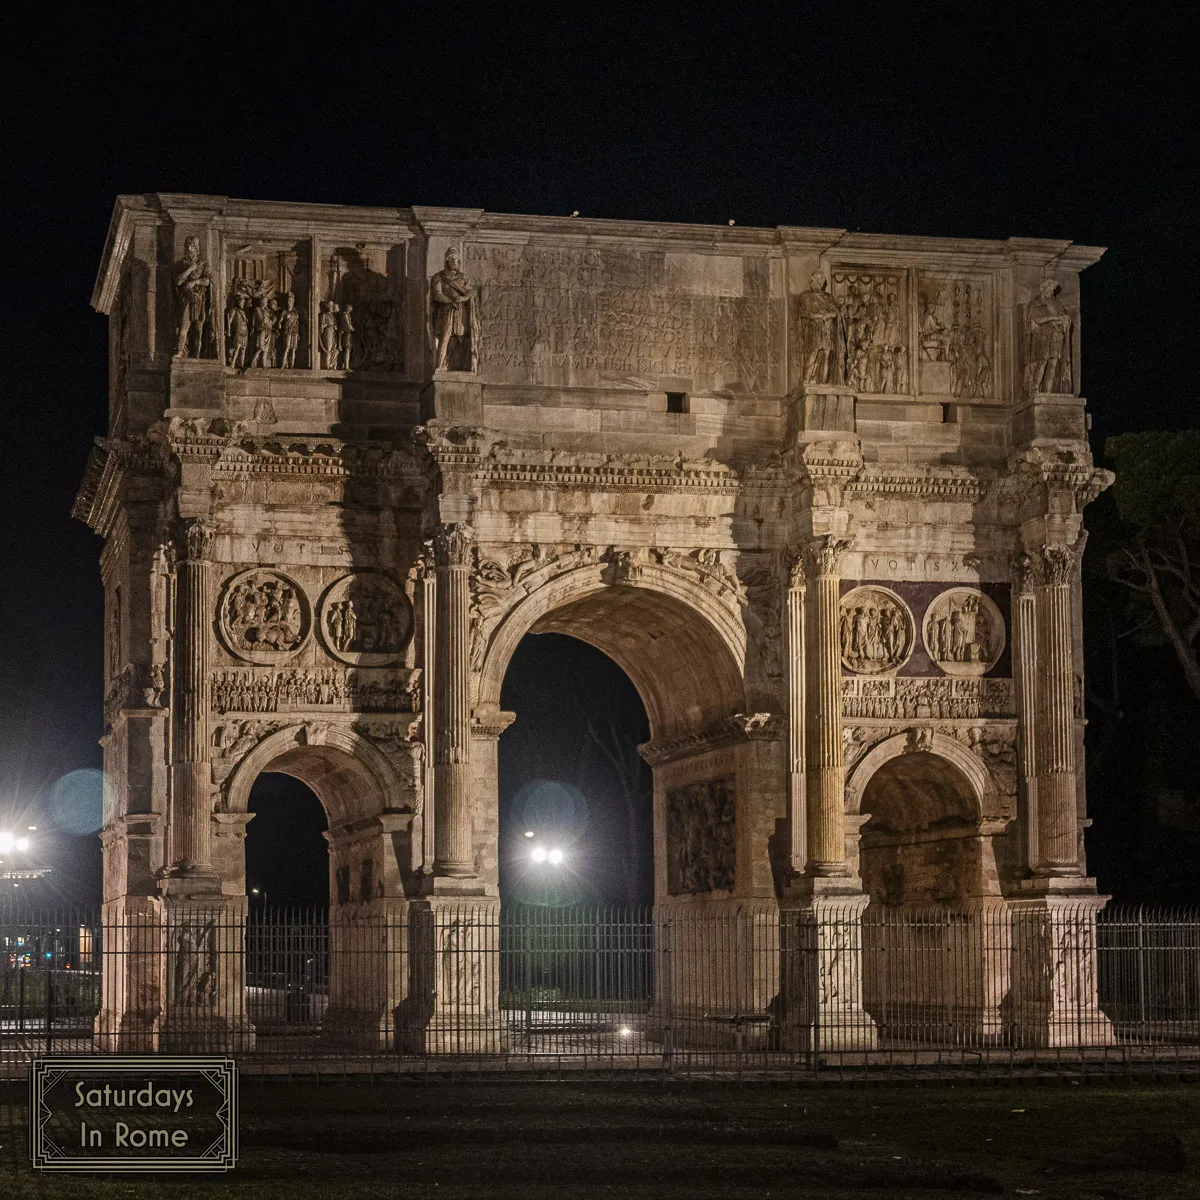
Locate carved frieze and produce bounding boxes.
[842,675,1014,720]
[917,275,993,398]
[832,269,908,394]
[218,569,311,664]
[318,572,412,666]
[923,588,1005,676]
[210,667,420,714]
[667,776,736,895]
[839,586,914,675]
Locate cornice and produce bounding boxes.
[852,465,992,502]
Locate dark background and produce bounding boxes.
[2,5,1196,907]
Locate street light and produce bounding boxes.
[0,827,49,882]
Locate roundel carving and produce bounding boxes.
[218,569,311,663]
[923,588,1005,677]
[318,572,413,666]
[839,586,915,675]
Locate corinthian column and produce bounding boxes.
[786,553,807,872]
[1032,542,1081,874]
[169,518,217,884]
[433,523,475,877]
[804,536,851,874]
[1011,553,1039,872]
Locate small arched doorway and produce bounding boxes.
[849,734,1008,1045]
[225,726,414,1050]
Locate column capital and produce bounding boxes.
[803,534,853,578]
[434,522,474,569]
[1031,538,1084,587]
[172,517,216,564]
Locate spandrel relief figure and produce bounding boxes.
[839,587,914,675]
[225,294,250,368]
[1025,278,1074,395]
[923,588,1006,677]
[319,301,338,369]
[796,270,845,385]
[278,292,301,368]
[430,247,478,373]
[174,235,212,359]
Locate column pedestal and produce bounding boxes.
[1008,891,1116,1047]
[94,895,164,1053]
[159,896,255,1053]
[777,886,878,1052]
[396,897,501,1054]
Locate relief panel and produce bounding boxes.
[217,569,311,664]
[922,588,1006,677]
[839,586,915,675]
[320,243,405,373]
[830,268,909,395]
[318,572,413,666]
[223,239,312,369]
[667,776,736,895]
[917,273,994,398]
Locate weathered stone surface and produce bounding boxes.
[78,196,1114,1050]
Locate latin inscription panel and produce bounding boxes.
[468,244,783,392]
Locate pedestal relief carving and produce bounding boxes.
[839,586,914,675]
[832,270,908,394]
[667,777,736,894]
[318,572,413,666]
[923,588,1005,676]
[218,569,310,663]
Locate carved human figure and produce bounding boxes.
[248,296,277,368]
[430,248,477,372]
[225,294,250,368]
[319,301,338,369]
[337,303,354,370]
[278,292,301,368]
[1025,278,1074,394]
[796,270,844,385]
[174,235,212,358]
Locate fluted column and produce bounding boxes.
[804,536,851,874]
[786,553,807,872]
[1032,542,1081,874]
[433,523,475,876]
[169,518,217,879]
[1011,553,1040,872]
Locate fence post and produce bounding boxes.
[1136,904,1147,1029]
[44,932,54,1054]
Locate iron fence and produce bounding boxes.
[1,901,1197,1075]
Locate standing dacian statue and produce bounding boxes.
[430,247,478,373]
[1025,278,1074,395]
[795,270,845,385]
[174,235,212,359]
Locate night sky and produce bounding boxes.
[2,7,1196,907]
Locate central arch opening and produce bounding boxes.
[498,632,653,907]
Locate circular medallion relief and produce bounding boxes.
[318,572,413,666]
[839,586,915,675]
[922,588,1006,677]
[218,569,311,663]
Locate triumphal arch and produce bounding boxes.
[77,194,1113,1053]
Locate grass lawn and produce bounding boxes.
[2,1077,1197,1198]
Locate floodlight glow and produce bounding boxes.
[15,838,29,852]
[523,830,535,838]
[530,845,548,863]
[619,1026,632,1037]
[0,834,13,854]
[547,848,564,865]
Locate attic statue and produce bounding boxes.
[430,247,478,373]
